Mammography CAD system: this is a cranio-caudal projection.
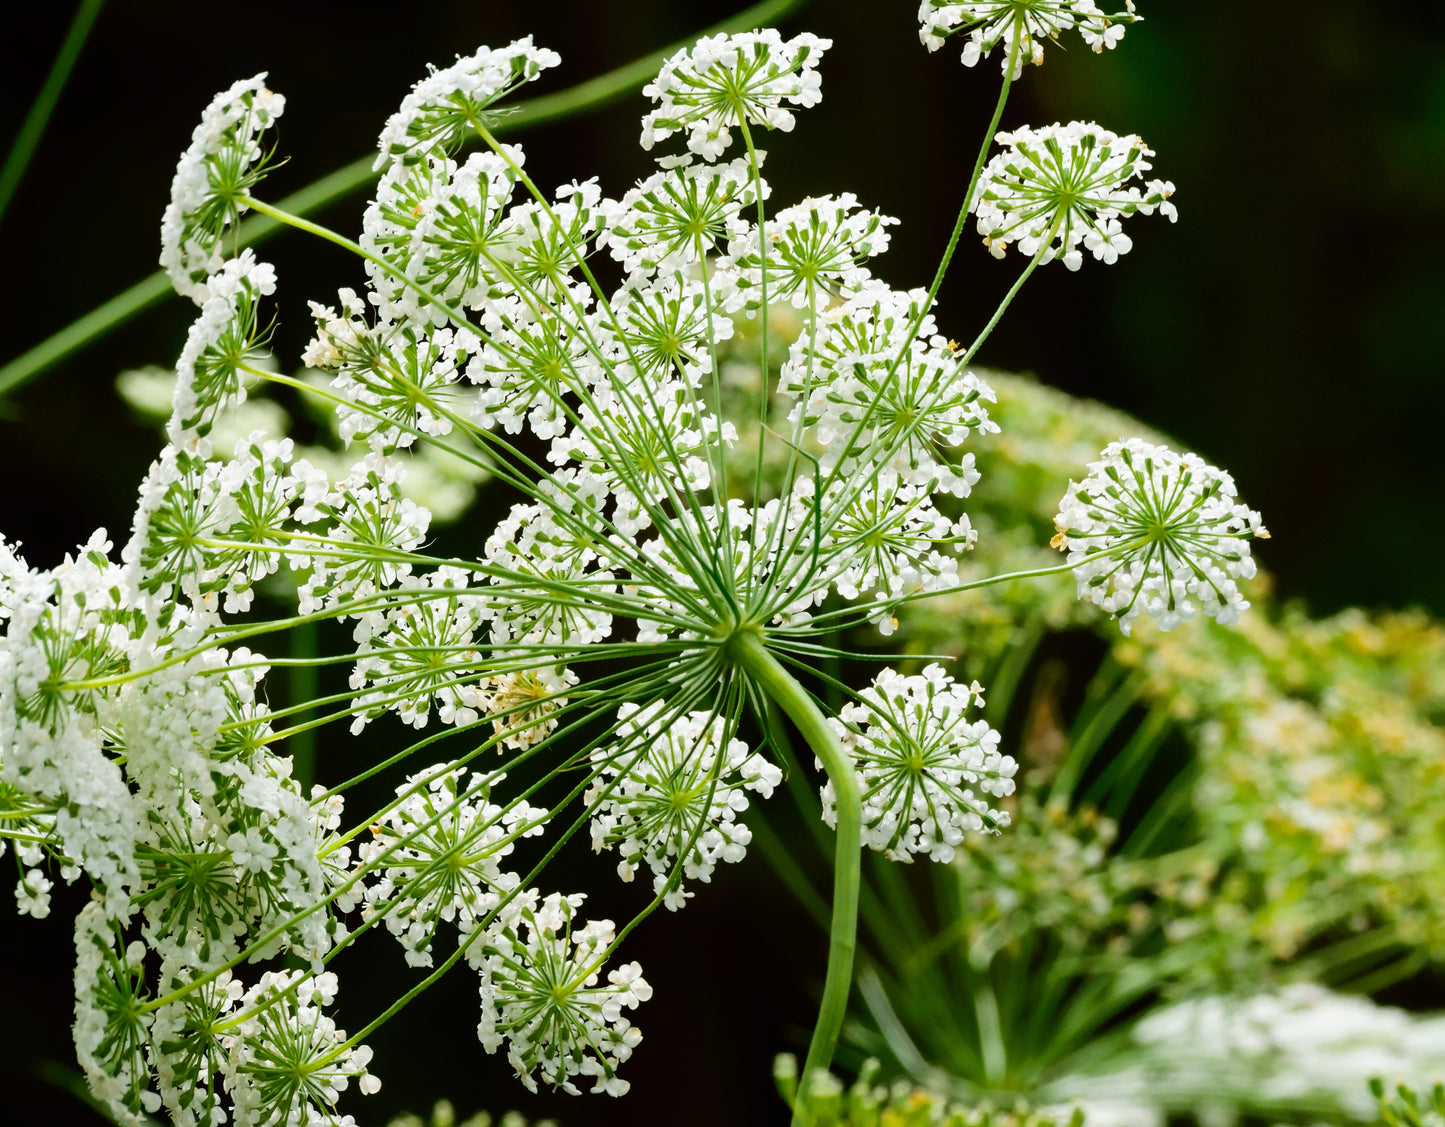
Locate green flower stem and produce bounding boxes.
[914,39,1017,333]
[1,830,56,845]
[780,540,1146,634]
[288,619,318,790]
[0,0,810,398]
[958,213,1062,368]
[726,629,858,1127]
[239,194,442,308]
[879,33,1018,390]
[0,0,106,226]
[0,807,55,819]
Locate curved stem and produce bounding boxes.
[727,629,858,1127]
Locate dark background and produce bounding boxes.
[2,1,1442,1123]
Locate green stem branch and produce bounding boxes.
[959,214,1062,367]
[917,40,1016,321]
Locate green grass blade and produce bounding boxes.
[0,0,106,226]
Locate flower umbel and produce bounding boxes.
[587,703,781,910]
[0,9,1243,1123]
[374,38,561,169]
[918,1,1140,76]
[1053,439,1269,634]
[641,30,831,160]
[472,892,651,1097]
[823,665,1016,862]
[974,121,1176,270]
[160,75,285,304]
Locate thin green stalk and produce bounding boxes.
[738,117,774,554]
[958,215,1061,368]
[914,39,1017,328]
[288,619,318,790]
[773,541,1146,634]
[0,0,809,398]
[0,0,106,226]
[872,33,1018,405]
[727,629,858,1127]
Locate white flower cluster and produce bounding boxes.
[1053,439,1268,635]
[126,435,306,615]
[160,74,285,304]
[374,38,560,169]
[349,568,488,733]
[3,533,145,916]
[228,970,381,1125]
[71,904,376,1127]
[723,193,898,311]
[588,704,781,910]
[642,30,831,159]
[1065,986,1445,1127]
[974,121,1176,270]
[471,892,651,1096]
[168,251,277,454]
[0,523,356,1124]
[918,0,1139,76]
[598,155,762,276]
[294,453,432,616]
[785,283,997,495]
[306,296,478,451]
[823,665,1016,862]
[357,768,545,968]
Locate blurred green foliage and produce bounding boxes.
[778,1056,1086,1127]
[1376,1080,1445,1127]
[388,1100,557,1127]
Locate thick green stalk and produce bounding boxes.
[0,0,809,398]
[728,629,859,1127]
